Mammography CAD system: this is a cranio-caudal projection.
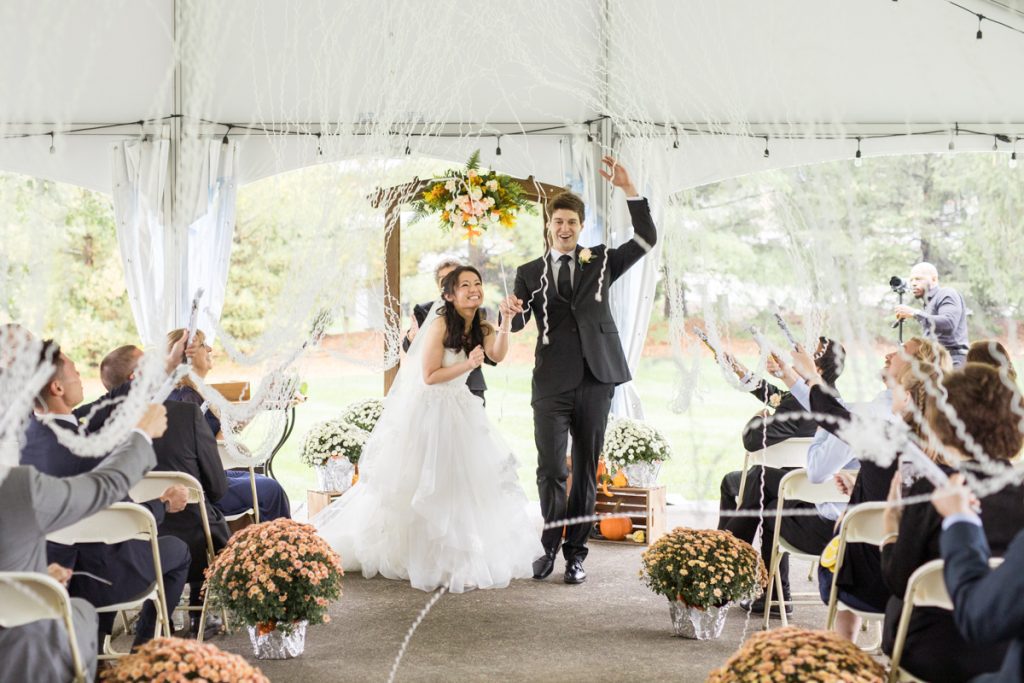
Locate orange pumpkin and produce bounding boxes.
[600,515,633,541]
[611,470,628,488]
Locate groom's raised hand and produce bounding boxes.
[598,155,639,198]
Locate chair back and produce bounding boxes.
[905,559,952,609]
[746,438,814,469]
[47,502,156,546]
[839,501,890,545]
[0,572,86,681]
[779,468,850,506]
[129,471,203,506]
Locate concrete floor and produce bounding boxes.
[197,506,833,682]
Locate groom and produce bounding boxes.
[504,156,657,584]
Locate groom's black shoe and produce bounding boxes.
[564,559,587,584]
[532,550,557,580]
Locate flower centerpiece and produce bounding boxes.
[101,637,269,681]
[410,150,535,242]
[707,626,887,682]
[640,527,766,639]
[205,518,344,659]
[602,417,672,487]
[300,419,368,492]
[339,398,384,433]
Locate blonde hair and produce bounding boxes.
[901,337,952,377]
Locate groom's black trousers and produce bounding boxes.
[534,363,614,562]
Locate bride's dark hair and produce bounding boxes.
[440,265,486,354]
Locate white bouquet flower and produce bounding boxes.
[602,417,672,468]
[300,419,369,467]
[339,398,384,434]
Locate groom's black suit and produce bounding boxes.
[511,197,657,562]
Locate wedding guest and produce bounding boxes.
[717,337,845,615]
[403,258,496,403]
[894,262,969,366]
[165,329,291,522]
[19,341,190,650]
[0,403,167,682]
[101,344,231,637]
[966,339,1017,381]
[933,475,1024,683]
[879,363,1024,681]
[790,345,939,642]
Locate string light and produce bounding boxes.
[221,125,231,146]
[672,127,679,150]
[316,132,323,158]
[48,132,55,155]
[1012,139,1019,169]
[854,137,863,167]
[992,135,999,152]
[495,135,502,156]
[948,125,958,151]
[977,13,984,39]
[404,138,411,156]
[762,136,770,159]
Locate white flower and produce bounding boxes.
[445,180,456,192]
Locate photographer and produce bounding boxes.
[893,262,969,366]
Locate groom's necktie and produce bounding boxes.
[557,254,573,300]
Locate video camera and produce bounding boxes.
[889,276,909,295]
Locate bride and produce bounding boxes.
[314,265,543,593]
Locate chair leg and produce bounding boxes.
[775,564,789,628]
[762,549,780,631]
[807,562,815,582]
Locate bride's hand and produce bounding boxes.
[467,345,485,369]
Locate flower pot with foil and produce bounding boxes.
[314,456,356,492]
[668,601,730,640]
[248,620,308,659]
[621,461,662,488]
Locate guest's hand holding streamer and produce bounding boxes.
[136,404,168,439]
[790,344,820,386]
[930,473,979,518]
[165,330,189,374]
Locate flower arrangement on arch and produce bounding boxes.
[640,527,766,609]
[100,637,269,682]
[706,626,887,682]
[299,419,368,468]
[410,150,535,241]
[339,398,384,433]
[205,518,344,634]
[602,417,673,468]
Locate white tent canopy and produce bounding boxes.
[2,0,1023,193]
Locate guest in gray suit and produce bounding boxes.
[0,405,168,683]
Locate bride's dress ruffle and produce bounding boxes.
[314,349,543,594]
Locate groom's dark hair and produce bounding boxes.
[545,192,585,225]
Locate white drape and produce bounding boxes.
[111,138,172,347]
[112,138,238,346]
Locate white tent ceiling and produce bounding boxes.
[1,0,1023,193]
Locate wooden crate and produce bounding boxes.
[307,489,346,517]
[592,486,666,546]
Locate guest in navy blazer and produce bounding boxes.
[21,341,191,648]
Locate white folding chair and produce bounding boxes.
[825,501,890,648]
[887,557,1004,682]
[762,468,850,629]
[737,437,815,509]
[129,471,225,641]
[217,442,259,524]
[0,572,87,682]
[47,502,170,657]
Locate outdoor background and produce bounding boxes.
[4,153,1021,506]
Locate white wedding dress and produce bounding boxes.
[313,303,543,593]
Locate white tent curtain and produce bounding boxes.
[185,140,238,342]
[111,137,172,347]
[608,149,664,419]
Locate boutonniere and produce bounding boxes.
[768,394,782,409]
[578,248,593,268]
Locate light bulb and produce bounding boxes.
[48,133,55,155]
[1011,152,1019,169]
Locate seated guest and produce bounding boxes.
[165,329,291,522]
[934,475,1024,683]
[717,337,845,615]
[0,404,167,683]
[966,339,1017,381]
[879,363,1024,682]
[790,345,940,641]
[101,345,231,637]
[20,341,191,649]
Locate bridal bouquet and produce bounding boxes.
[101,637,268,682]
[205,519,344,634]
[602,417,672,468]
[641,527,766,608]
[707,627,886,682]
[300,419,368,467]
[411,150,535,241]
[339,398,384,434]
